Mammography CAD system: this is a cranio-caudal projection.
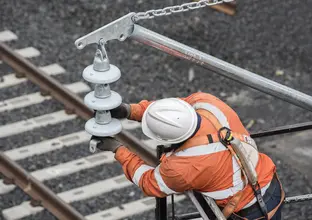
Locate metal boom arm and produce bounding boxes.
[75,15,312,113]
[129,24,312,112]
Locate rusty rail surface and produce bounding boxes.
[0,153,86,220]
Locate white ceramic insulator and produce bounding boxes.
[82,53,123,137]
[85,118,122,136]
[84,90,122,111]
[82,64,121,84]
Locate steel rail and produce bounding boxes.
[0,42,158,166]
[0,152,86,220]
[251,121,312,139]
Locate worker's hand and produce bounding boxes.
[95,136,123,153]
[110,103,131,119]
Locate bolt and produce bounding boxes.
[15,72,25,78]
[3,177,14,185]
[30,199,42,207]
[64,107,75,114]
[40,89,50,96]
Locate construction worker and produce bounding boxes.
[95,92,285,219]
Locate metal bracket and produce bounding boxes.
[89,139,101,153]
[204,196,226,220]
[186,191,210,220]
[75,13,135,49]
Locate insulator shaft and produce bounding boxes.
[94,84,111,98]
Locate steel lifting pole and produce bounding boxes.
[129,25,312,112]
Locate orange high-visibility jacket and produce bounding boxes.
[115,92,275,212]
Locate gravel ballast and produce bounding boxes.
[1,118,85,151]
[1,0,312,219]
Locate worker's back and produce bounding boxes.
[105,91,284,219]
[158,92,276,211]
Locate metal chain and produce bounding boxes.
[284,194,312,204]
[132,0,234,22]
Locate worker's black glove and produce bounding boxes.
[110,103,131,119]
[95,136,123,153]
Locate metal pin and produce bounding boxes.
[94,84,111,98]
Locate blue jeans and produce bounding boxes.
[239,177,284,220]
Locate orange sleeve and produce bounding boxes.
[129,100,154,122]
[115,147,190,197]
[115,146,146,181]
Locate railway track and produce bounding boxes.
[0,30,184,220]
[1,27,312,220]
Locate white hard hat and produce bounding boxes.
[142,98,198,144]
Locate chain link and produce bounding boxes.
[132,0,234,22]
[284,194,312,204]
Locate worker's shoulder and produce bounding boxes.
[184,92,223,103]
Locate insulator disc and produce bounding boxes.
[84,90,122,110]
[82,64,121,84]
[85,118,122,136]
